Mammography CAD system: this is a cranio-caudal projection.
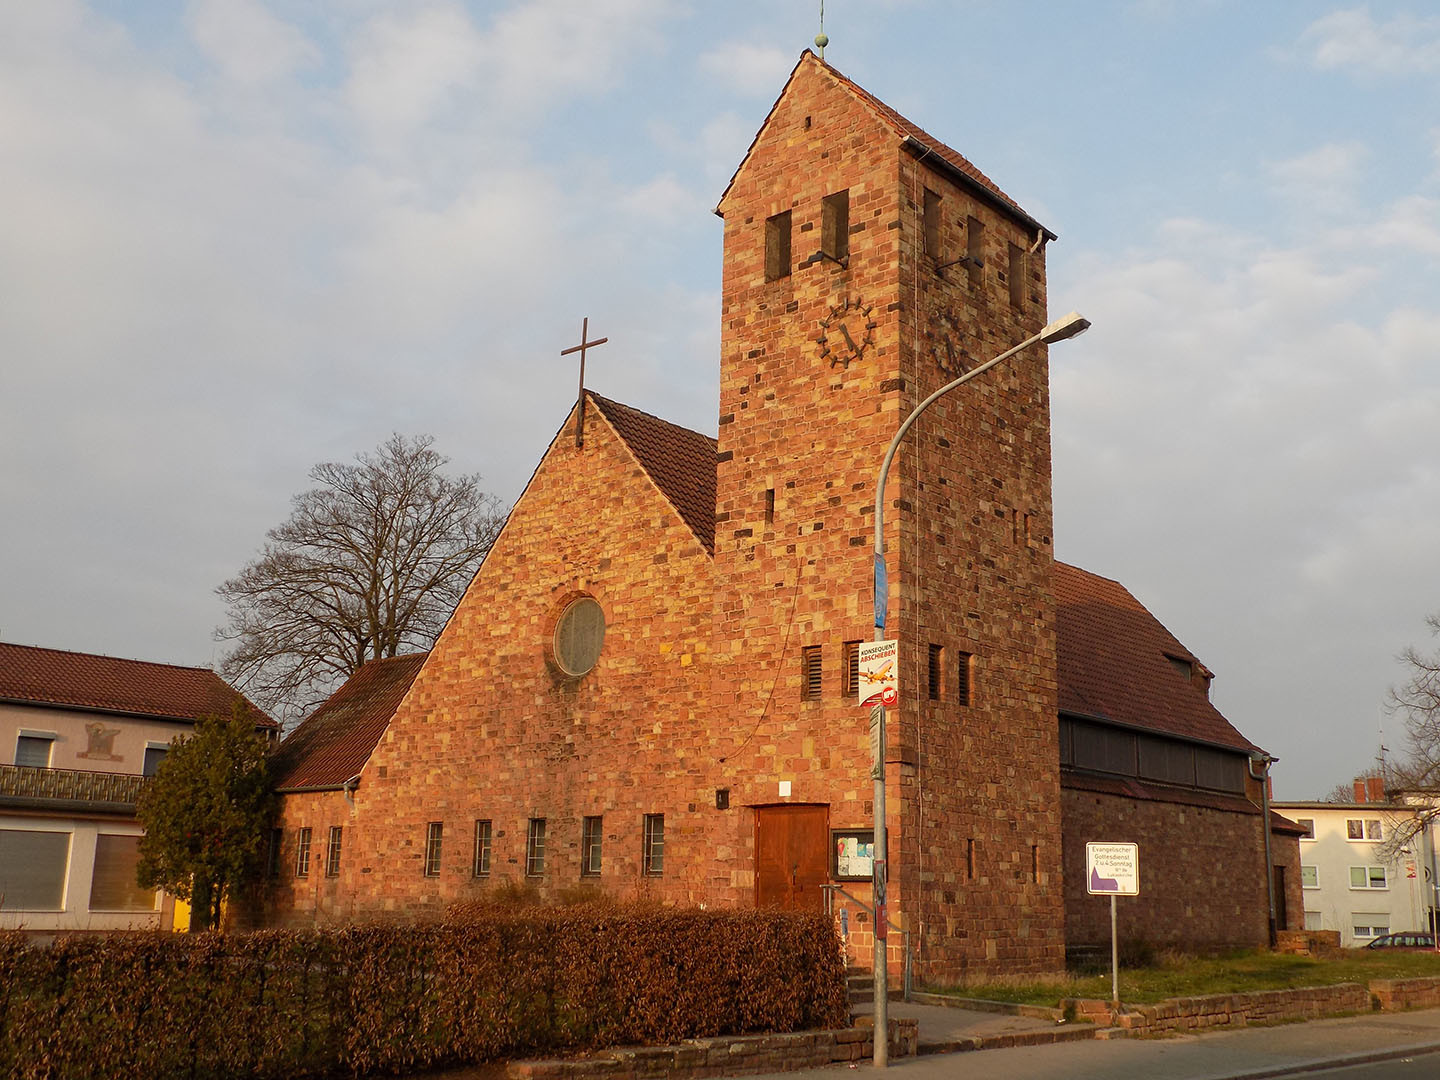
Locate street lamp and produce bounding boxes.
[868,311,1089,1067]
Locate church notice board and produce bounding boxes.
[1085,842,1139,896]
[832,829,875,881]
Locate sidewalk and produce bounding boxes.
[757,1007,1440,1080]
[850,999,1089,1053]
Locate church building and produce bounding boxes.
[246,54,1302,980]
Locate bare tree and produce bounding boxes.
[217,434,505,727]
[1392,614,1440,791]
[1365,615,1440,855]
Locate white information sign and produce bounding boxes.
[1085,842,1139,896]
[857,640,899,707]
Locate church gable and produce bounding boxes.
[344,396,714,906]
[717,52,1046,238]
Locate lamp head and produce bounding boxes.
[1039,311,1091,345]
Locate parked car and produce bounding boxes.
[1364,932,1437,951]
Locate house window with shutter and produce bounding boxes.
[802,646,823,700]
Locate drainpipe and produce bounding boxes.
[1249,752,1278,947]
[342,774,360,810]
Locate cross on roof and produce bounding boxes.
[560,316,608,448]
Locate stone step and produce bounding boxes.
[846,969,875,1005]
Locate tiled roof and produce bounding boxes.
[589,393,718,555]
[819,59,1049,237]
[0,641,273,727]
[269,654,426,791]
[1055,562,1256,753]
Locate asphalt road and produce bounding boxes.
[741,1008,1440,1080]
[1300,1051,1440,1078]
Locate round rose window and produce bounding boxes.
[554,597,605,676]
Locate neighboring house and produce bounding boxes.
[249,51,1296,976]
[1275,778,1440,946]
[0,641,274,935]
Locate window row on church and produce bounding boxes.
[270,814,666,882]
[761,187,1029,309]
[430,814,664,879]
[1058,716,1247,794]
[802,641,974,705]
[269,825,343,880]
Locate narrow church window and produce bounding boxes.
[526,818,547,876]
[966,838,976,880]
[923,189,941,256]
[1031,845,1039,883]
[267,828,282,878]
[325,826,342,878]
[843,641,861,698]
[956,651,974,707]
[1008,243,1025,308]
[554,597,605,677]
[582,816,603,877]
[966,216,984,284]
[295,827,312,878]
[802,646,823,700]
[765,211,792,281]
[927,644,943,700]
[424,822,443,877]
[474,820,492,877]
[643,814,665,875]
[765,488,775,525]
[822,190,849,263]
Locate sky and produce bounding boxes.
[2,1,1438,799]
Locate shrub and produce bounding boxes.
[0,905,847,1079]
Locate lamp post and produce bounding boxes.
[868,311,1089,1067]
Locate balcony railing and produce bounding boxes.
[0,764,150,810]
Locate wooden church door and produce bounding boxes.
[754,804,829,911]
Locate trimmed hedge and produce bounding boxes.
[0,905,848,1079]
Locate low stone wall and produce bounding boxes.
[1063,984,1370,1034]
[508,1020,918,1080]
[1275,930,1342,956]
[1371,977,1440,1011]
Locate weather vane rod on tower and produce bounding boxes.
[815,1,828,60]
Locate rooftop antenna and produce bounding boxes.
[815,1,828,59]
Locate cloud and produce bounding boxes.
[186,0,320,85]
[1263,141,1368,214]
[1049,190,1440,794]
[698,42,794,97]
[342,0,678,153]
[1299,8,1440,74]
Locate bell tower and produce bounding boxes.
[710,52,1064,976]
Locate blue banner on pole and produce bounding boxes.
[873,554,887,630]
